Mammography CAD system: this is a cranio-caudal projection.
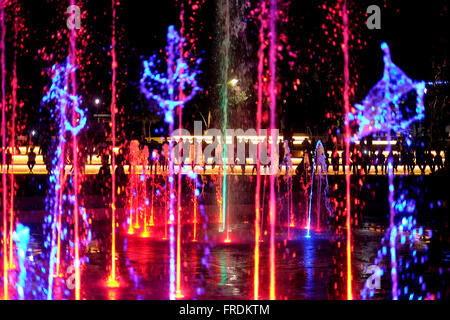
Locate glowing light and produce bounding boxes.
[42,57,88,300]
[342,0,352,300]
[42,58,87,136]
[12,224,30,300]
[108,0,119,289]
[254,0,267,300]
[8,7,19,276]
[362,193,433,300]
[354,43,427,301]
[140,26,201,124]
[1,5,7,300]
[107,276,120,288]
[269,0,277,301]
[140,25,200,300]
[306,140,332,237]
[219,0,230,237]
[350,42,425,140]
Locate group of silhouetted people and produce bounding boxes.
[1,135,448,177]
[0,146,36,173]
[327,146,447,175]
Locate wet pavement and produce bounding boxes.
[18,220,387,300]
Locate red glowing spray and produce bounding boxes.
[69,0,81,300]
[175,4,185,299]
[342,0,353,300]
[107,0,119,288]
[9,4,19,272]
[1,4,8,300]
[268,0,277,300]
[254,0,267,300]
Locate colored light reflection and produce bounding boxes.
[140,25,200,299]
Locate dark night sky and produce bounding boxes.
[6,0,449,139]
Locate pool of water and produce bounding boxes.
[15,220,388,300]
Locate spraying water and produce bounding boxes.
[12,223,29,300]
[306,140,331,237]
[254,0,267,300]
[69,0,81,299]
[1,3,8,300]
[268,0,277,300]
[42,57,88,300]
[107,0,119,288]
[341,0,353,300]
[8,4,19,273]
[219,0,230,242]
[350,42,426,300]
[140,25,200,299]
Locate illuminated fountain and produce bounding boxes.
[283,141,295,236]
[11,223,29,300]
[0,0,446,301]
[140,25,201,299]
[107,0,119,288]
[350,42,426,300]
[306,140,332,237]
[250,0,279,300]
[0,2,9,299]
[42,57,91,300]
[253,0,267,300]
[341,0,353,299]
[126,140,145,235]
[125,142,151,238]
[217,0,230,243]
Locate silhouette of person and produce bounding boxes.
[373,150,379,175]
[378,149,386,175]
[356,148,363,175]
[434,150,443,172]
[150,149,159,175]
[97,153,112,198]
[6,148,12,173]
[362,146,371,175]
[385,151,394,174]
[115,155,127,207]
[116,148,125,169]
[416,147,426,174]
[161,141,169,172]
[393,152,400,173]
[425,150,435,174]
[27,147,36,173]
[408,150,416,175]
